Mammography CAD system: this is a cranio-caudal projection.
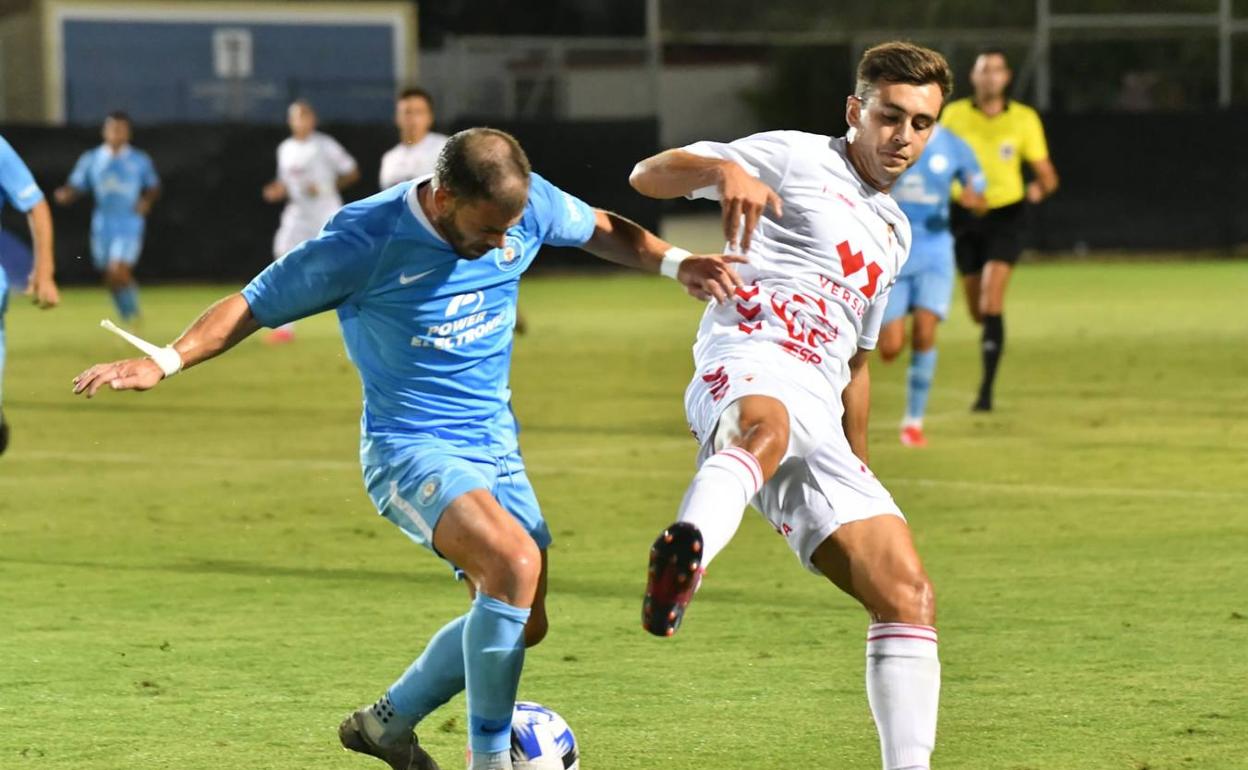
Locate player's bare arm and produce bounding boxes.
[1026,157,1059,203]
[25,200,59,308]
[72,293,260,397]
[336,167,361,191]
[584,209,746,302]
[136,185,160,216]
[629,149,782,252]
[262,179,287,203]
[52,184,82,206]
[958,185,989,216]
[842,349,873,464]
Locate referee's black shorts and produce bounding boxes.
[951,202,1025,276]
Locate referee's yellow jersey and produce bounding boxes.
[940,98,1049,210]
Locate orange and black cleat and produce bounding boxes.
[642,522,705,637]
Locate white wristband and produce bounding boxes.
[150,346,184,378]
[660,247,692,279]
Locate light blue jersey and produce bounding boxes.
[242,173,595,553]
[0,136,45,405]
[67,144,159,267]
[885,127,985,322]
[890,126,985,276]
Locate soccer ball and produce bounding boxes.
[510,701,579,770]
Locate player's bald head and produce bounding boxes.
[435,128,531,215]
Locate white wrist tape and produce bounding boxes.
[99,319,183,378]
[660,247,692,279]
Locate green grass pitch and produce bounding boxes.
[1,260,1246,769]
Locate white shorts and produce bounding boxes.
[685,353,904,573]
[273,204,337,258]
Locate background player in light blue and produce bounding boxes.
[72,128,743,770]
[54,111,160,324]
[0,135,59,456]
[879,125,986,447]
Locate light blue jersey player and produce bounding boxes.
[54,111,159,323]
[879,125,985,447]
[0,135,59,456]
[72,128,741,770]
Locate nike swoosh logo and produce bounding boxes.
[399,268,436,285]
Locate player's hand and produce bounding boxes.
[718,162,783,253]
[135,198,153,217]
[262,180,287,203]
[304,184,320,197]
[52,186,76,206]
[677,254,748,303]
[24,272,60,309]
[72,357,164,398]
[1025,180,1045,204]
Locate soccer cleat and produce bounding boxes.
[338,710,441,770]
[265,328,295,345]
[971,392,993,413]
[642,522,704,637]
[899,424,927,448]
[0,412,8,456]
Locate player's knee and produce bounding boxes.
[480,538,542,606]
[912,328,937,352]
[878,343,901,363]
[874,572,936,626]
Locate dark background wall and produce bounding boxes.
[0,118,661,285]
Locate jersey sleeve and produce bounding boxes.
[1021,109,1050,163]
[325,136,359,175]
[857,283,893,351]
[140,152,160,189]
[951,133,987,194]
[0,137,45,213]
[67,150,93,191]
[528,171,595,247]
[241,204,379,327]
[681,131,792,200]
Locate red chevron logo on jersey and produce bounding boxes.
[735,285,759,300]
[837,240,884,299]
[738,321,762,334]
[736,302,761,321]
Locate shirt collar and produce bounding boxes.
[405,176,448,243]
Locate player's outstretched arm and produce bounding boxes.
[72,293,261,398]
[583,209,746,303]
[630,149,781,253]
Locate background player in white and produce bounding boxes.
[261,99,359,343]
[379,87,448,189]
[630,42,950,770]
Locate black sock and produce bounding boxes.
[979,314,1004,401]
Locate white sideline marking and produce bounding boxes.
[7,449,1246,501]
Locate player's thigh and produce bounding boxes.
[809,514,935,625]
[435,489,541,606]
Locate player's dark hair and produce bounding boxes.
[855,42,953,101]
[398,87,434,109]
[435,127,531,213]
[975,47,1010,66]
[105,110,131,124]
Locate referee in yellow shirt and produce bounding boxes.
[942,49,1059,412]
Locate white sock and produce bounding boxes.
[866,623,941,770]
[470,749,512,770]
[676,447,763,567]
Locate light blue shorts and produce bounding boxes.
[882,268,954,324]
[91,232,144,270]
[363,442,550,568]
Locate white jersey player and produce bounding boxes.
[630,42,952,770]
[379,87,448,189]
[262,100,359,342]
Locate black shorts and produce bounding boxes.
[951,202,1025,276]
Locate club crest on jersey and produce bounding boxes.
[494,234,525,272]
[418,477,441,506]
[999,142,1016,161]
[928,153,949,174]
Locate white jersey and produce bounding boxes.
[684,131,911,397]
[276,131,357,220]
[379,132,448,189]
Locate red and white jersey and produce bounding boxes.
[277,131,357,221]
[684,131,911,396]
[379,132,448,189]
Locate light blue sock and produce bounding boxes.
[464,593,530,755]
[906,348,938,421]
[116,283,141,321]
[385,615,467,725]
